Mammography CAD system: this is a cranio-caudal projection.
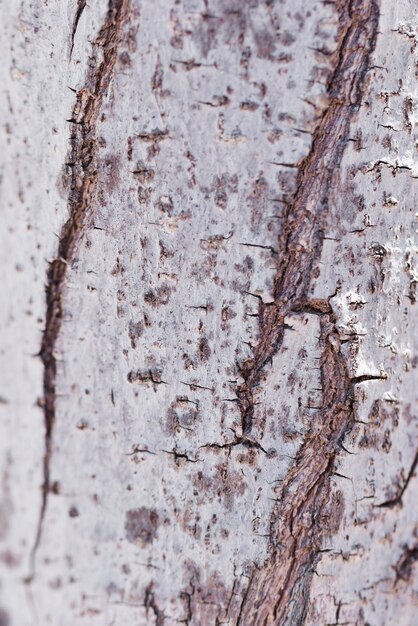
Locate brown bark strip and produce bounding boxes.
[236,0,380,623]
[236,0,380,435]
[30,0,129,575]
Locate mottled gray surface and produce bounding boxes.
[0,0,417,624]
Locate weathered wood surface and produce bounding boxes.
[0,0,417,624]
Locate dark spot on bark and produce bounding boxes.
[207,94,230,107]
[369,241,387,260]
[119,50,131,66]
[359,401,398,452]
[193,463,246,508]
[198,336,211,361]
[247,176,269,232]
[170,9,184,49]
[240,46,251,71]
[102,154,120,192]
[0,609,9,626]
[0,550,20,568]
[127,137,133,161]
[287,370,297,389]
[394,542,418,583]
[117,304,125,318]
[128,320,144,349]
[69,506,79,518]
[170,35,183,49]
[111,256,124,276]
[167,398,198,434]
[355,194,365,212]
[50,480,61,494]
[132,161,155,184]
[159,240,175,260]
[156,195,174,215]
[125,507,159,546]
[200,234,230,253]
[382,134,392,150]
[351,129,363,151]
[267,128,282,143]
[182,352,197,370]
[214,173,239,210]
[137,185,152,204]
[127,368,165,390]
[234,255,254,275]
[221,305,237,322]
[144,285,173,306]
[403,95,413,133]
[279,31,296,47]
[237,449,257,466]
[254,29,276,58]
[152,58,163,90]
[125,26,138,55]
[240,100,259,111]
[215,188,228,209]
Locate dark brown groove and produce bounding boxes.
[236,0,380,436]
[235,0,380,623]
[30,0,129,575]
[377,450,418,508]
[70,0,87,59]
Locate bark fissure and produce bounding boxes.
[377,450,418,509]
[3,0,417,621]
[70,0,87,59]
[144,582,165,626]
[236,0,380,622]
[236,0,380,437]
[30,0,129,575]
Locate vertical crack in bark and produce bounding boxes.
[377,450,418,508]
[30,0,129,576]
[235,0,380,622]
[236,0,379,435]
[70,0,87,59]
[144,582,165,625]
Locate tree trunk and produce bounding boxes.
[1,0,417,624]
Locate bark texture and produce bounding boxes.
[1,0,417,625]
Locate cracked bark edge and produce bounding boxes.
[377,450,418,508]
[235,0,380,623]
[70,0,87,59]
[236,0,380,436]
[29,0,130,576]
[144,582,165,626]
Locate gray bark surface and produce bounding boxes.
[0,0,417,624]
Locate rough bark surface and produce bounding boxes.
[1,0,417,625]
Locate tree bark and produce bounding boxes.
[1,0,417,624]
